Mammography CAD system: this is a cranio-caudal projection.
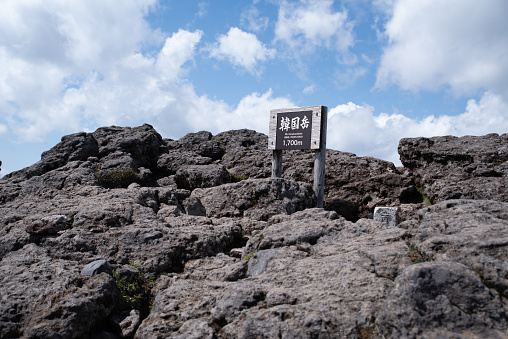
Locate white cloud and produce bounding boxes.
[209,27,276,75]
[334,67,367,89]
[327,91,508,166]
[0,1,293,147]
[0,0,165,141]
[376,0,508,98]
[156,29,204,81]
[303,84,316,94]
[183,89,294,135]
[196,2,208,18]
[240,5,269,33]
[274,0,354,53]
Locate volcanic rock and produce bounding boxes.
[1,124,507,338]
[399,133,508,203]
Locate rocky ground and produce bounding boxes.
[0,124,507,338]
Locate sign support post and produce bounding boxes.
[268,105,327,208]
[313,106,327,208]
[271,150,283,178]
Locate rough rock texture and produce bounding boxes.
[399,133,508,204]
[1,125,507,338]
[0,244,117,338]
[215,129,421,220]
[188,178,316,220]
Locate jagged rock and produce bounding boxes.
[377,261,508,338]
[175,131,225,160]
[187,178,316,220]
[156,150,212,175]
[0,244,117,338]
[110,309,141,338]
[81,259,114,276]
[137,209,408,338]
[93,124,162,168]
[2,125,508,338]
[175,164,232,190]
[2,126,420,222]
[25,214,69,235]
[399,133,508,203]
[405,199,508,298]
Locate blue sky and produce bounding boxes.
[1,0,508,176]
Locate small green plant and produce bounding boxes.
[243,251,258,262]
[416,186,433,206]
[407,243,433,264]
[356,323,382,339]
[113,262,155,316]
[231,172,249,182]
[98,168,138,188]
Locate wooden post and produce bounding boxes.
[272,150,282,178]
[313,107,327,208]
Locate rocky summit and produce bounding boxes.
[0,124,507,339]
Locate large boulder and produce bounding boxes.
[406,199,508,298]
[0,244,117,338]
[398,133,508,203]
[377,261,508,338]
[175,164,232,190]
[187,178,316,220]
[2,132,98,184]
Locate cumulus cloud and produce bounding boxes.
[0,1,291,145]
[376,0,508,98]
[327,91,508,166]
[0,0,161,141]
[274,0,354,53]
[184,89,294,135]
[209,27,276,75]
[156,29,204,81]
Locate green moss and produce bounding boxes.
[113,262,155,316]
[416,186,433,206]
[243,251,258,262]
[408,243,434,264]
[231,172,249,182]
[98,168,138,188]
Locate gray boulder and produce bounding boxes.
[175,164,232,190]
[407,199,508,299]
[0,244,117,338]
[399,133,508,203]
[187,178,316,220]
[377,261,508,338]
[81,259,113,276]
[156,151,212,175]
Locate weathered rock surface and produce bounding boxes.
[0,244,117,338]
[1,125,507,338]
[188,178,316,220]
[399,133,508,204]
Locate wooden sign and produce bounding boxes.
[268,106,325,150]
[268,105,328,208]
